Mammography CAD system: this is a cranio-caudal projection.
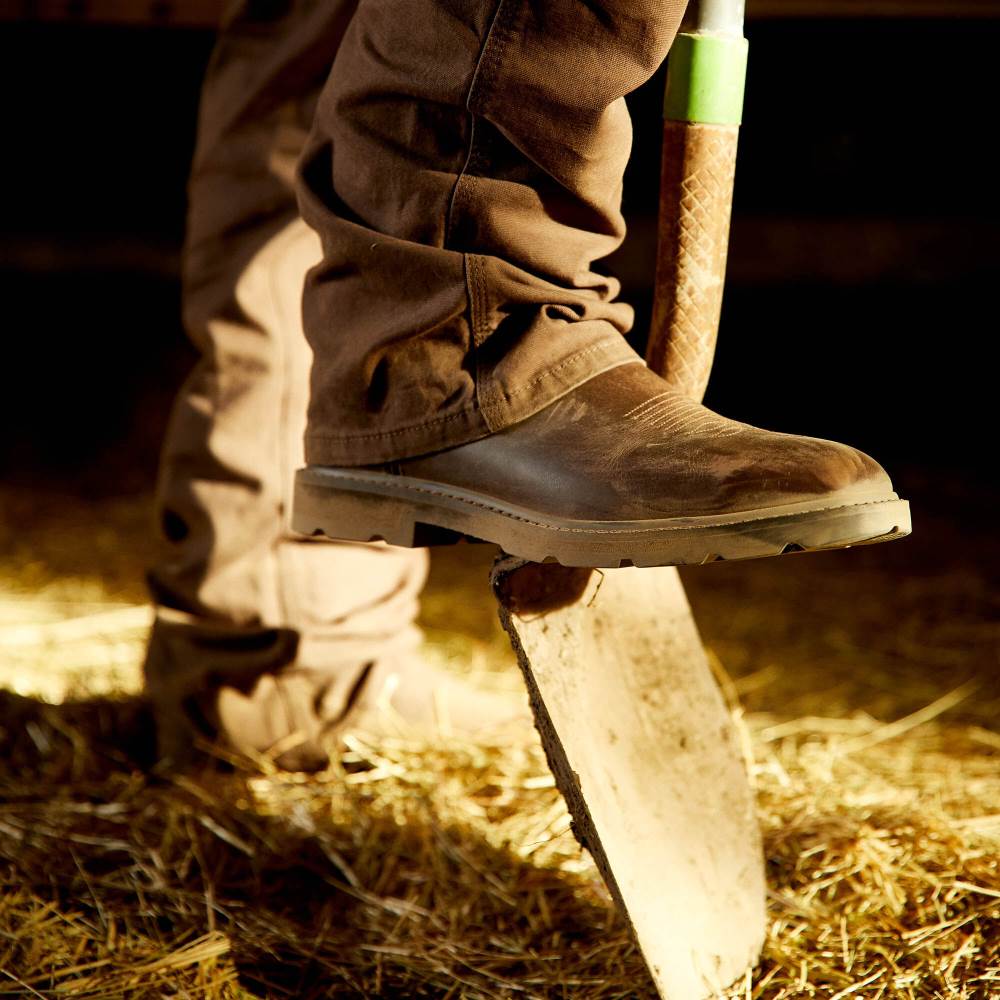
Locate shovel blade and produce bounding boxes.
[493,559,765,999]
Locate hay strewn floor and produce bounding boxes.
[0,485,997,998]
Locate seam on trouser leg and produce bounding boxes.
[468,251,507,430]
[469,0,516,112]
[443,0,509,245]
[464,250,505,428]
[465,252,489,350]
[444,0,512,431]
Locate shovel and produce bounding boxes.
[492,3,763,996]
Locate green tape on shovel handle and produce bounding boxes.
[664,33,749,125]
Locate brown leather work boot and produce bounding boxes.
[293,363,910,568]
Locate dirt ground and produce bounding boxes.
[0,479,997,998]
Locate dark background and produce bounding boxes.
[1,12,998,508]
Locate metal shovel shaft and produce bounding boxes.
[647,0,749,400]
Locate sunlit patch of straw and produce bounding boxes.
[0,490,997,996]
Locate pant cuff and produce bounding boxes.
[304,335,641,466]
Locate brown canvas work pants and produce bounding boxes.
[146,0,688,734]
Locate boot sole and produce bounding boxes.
[293,466,911,568]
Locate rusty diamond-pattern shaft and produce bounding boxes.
[647,118,740,401]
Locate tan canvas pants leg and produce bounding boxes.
[145,0,428,766]
[298,0,689,465]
